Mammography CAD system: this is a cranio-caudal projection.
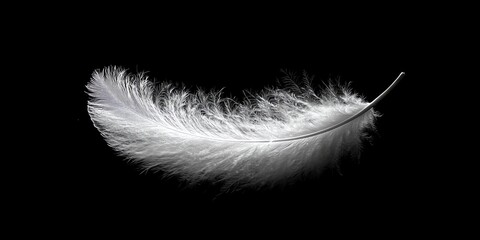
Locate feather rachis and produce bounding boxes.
[87,67,391,189]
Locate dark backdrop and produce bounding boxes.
[33,7,440,233]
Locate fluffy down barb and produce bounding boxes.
[87,67,384,189]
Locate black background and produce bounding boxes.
[21,4,449,234]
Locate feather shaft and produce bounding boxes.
[87,67,402,189]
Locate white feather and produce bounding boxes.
[87,67,402,189]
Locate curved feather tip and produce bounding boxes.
[87,67,401,190]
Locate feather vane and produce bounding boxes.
[87,67,402,189]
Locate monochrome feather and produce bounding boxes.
[87,67,403,189]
